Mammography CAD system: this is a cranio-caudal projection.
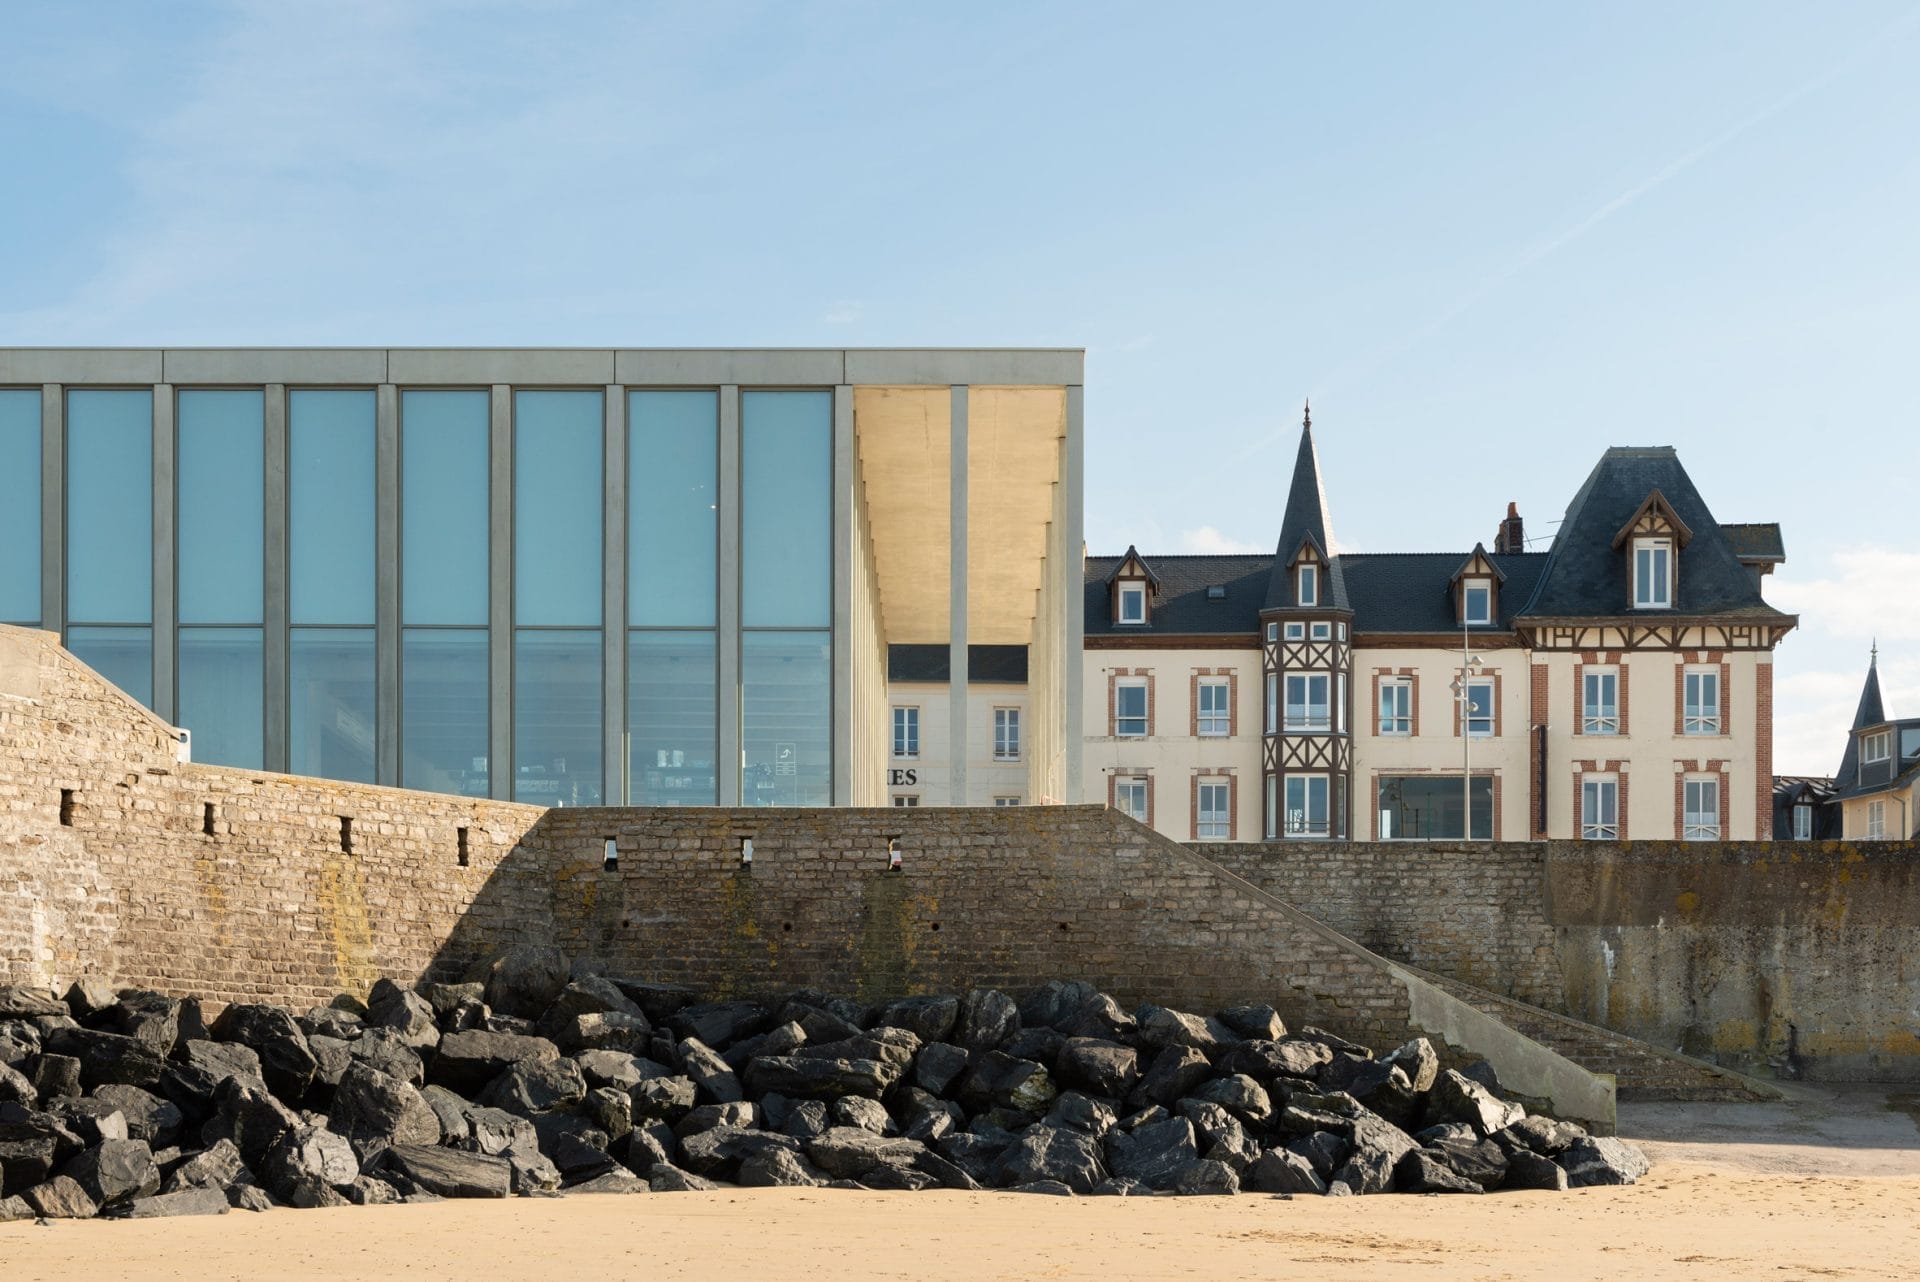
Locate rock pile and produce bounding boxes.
[0,948,1648,1219]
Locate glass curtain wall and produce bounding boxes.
[176,390,265,767]
[628,390,718,804]
[513,390,603,805]
[66,390,153,706]
[0,390,40,625]
[740,390,831,805]
[289,390,376,782]
[400,391,490,796]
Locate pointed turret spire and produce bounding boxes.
[1834,645,1890,781]
[1263,405,1343,610]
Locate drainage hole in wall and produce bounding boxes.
[202,802,216,836]
[602,837,619,871]
[59,789,75,826]
[457,827,470,867]
[1057,922,1070,932]
[782,922,792,933]
[931,922,941,932]
[339,816,354,854]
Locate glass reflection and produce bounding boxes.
[401,629,489,796]
[741,391,831,628]
[290,391,376,625]
[66,626,152,707]
[402,391,489,626]
[629,391,717,627]
[178,627,264,768]
[177,390,264,625]
[627,630,716,805]
[0,390,39,624]
[66,390,152,624]
[514,390,602,627]
[742,630,830,806]
[514,629,602,805]
[290,628,376,783]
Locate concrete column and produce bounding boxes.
[831,384,854,804]
[1062,384,1085,803]
[39,386,62,632]
[375,385,400,786]
[716,385,741,805]
[488,385,513,801]
[263,385,288,771]
[152,385,175,720]
[949,384,969,806]
[602,385,627,804]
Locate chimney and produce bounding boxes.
[1494,502,1525,554]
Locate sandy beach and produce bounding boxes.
[6,1087,1917,1282]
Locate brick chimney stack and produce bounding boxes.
[1494,502,1525,554]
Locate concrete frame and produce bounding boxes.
[5,348,1084,808]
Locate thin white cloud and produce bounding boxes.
[1176,526,1265,555]
[1770,547,1920,644]
[820,301,864,325]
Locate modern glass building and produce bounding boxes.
[0,348,1083,807]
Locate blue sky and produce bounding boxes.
[3,1,1916,774]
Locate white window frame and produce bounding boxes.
[1284,673,1331,732]
[1633,538,1673,610]
[892,794,919,808]
[1196,779,1231,840]
[1862,729,1892,765]
[1114,679,1148,738]
[1283,621,1305,641]
[993,707,1021,761]
[1682,776,1720,841]
[892,706,919,759]
[1683,667,1721,735]
[1581,775,1619,840]
[1379,677,1412,736]
[993,795,1021,807]
[1867,799,1886,839]
[1196,678,1231,737]
[1114,776,1149,824]
[1263,672,1278,735]
[1264,774,1278,839]
[1297,564,1318,606]
[1336,621,1347,641]
[1582,668,1618,735]
[1309,621,1332,640]
[1116,581,1146,625]
[1792,802,1812,840]
[1283,774,1330,839]
[1464,676,1495,738]
[1265,621,1278,642]
[1462,577,1492,625]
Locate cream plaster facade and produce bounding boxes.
[884,683,1033,807]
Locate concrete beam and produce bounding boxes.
[162,349,388,386]
[615,349,846,386]
[949,384,969,806]
[388,350,616,386]
[831,384,854,804]
[375,385,400,786]
[0,350,161,384]
[38,387,61,632]
[603,386,627,804]
[1063,384,1085,803]
[846,349,1082,387]
[152,387,175,720]
[717,386,741,805]
[262,385,288,771]
[488,385,513,801]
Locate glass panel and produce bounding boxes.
[66,626,152,707]
[629,391,717,627]
[66,389,152,623]
[514,390,603,627]
[0,389,40,623]
[627,630,717,806]
[742,629,830,806]
[178,627,264,768]
[177,390,264,624]
[514,629,603,805]
[1465,680,1494,735]
[401,628,489,796]
[741,391,831,628]
[402,391,489,626]
[289,628,376,783]
[1377,775,1493,840]
[290,390,376,625]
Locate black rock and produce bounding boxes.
[484,945,572,1021]
[428,1029,559,1096]
[1171,1158,1239,1195]
[347,1029,425,1086]
[1190,1073,1273,1126]
[934,1132,1009,1185]
[585,1086,634,1143]
[563,1168,648,1195]
[630,1075,698,1124]
[30,1053,81,1102]
[956,989,1019,1052]
[343,1175,405,1205]
[1297,1027,1375,1059]
[478,1056,586,1116]
[994,1124,1107,1193]
[746,1045,912,1101]
[383,1143,511,1198]
[370,991,440,1052]
[183,1039,265,1089]
[0,1060,36,1108]
[199,1077,299,1169]
[622,1121,676,1174]
[1286,1130,1351,1178]
[1559,1137,1651,1187]
[1007,1178,1074,1196]
[538,978,644,1037]
[957,1051,1057,1114]
[806,1127,928,1180]
[305,1035,354,1098]
[208,1005,318,1102]
[1425,1070,1526,1137]
[914,1042,971,1096]
[1056,1037,1138,1097]
[739,1147,823,1187]
[63,978,118,1020]
[261,1124,358,1201]
[1217,1038,1331,1084]
[25,1173,99,1218]
[1397,1150,1484,1194]
[679,1038,744,1104]
[647,1163,720,1192]
[1103,1116,1199,1191]
[1426,1132,1509,1191]
[1065,994,1137,1042]
[1217,1005,1286,1041]
[559,1012,652,1056]
[1018,981,1099,1032]
[830,1095,893,1135]
[0,988,68,1019]
[161,1138,244,1193]
[1135,1005,1230,1054]
[876,995,959,1043]
[671,1001,769,1051]
[780,1099,829,1140]
[1498,1114,1589,1156]
[605,978,696,1023]
[51,1097,129,1145]
[298,1007,365,1042]
[1047,1091,1117,1138]
[110,992,183,1054]
[1503,1149,1571,1190]
[62,1137,161,1207]
[329,1062,441,1159]
[1386,1038,1440,1093]
[116,1185,231,1218]
[44,1027,170,1089]
[1138,1045,1211,1106]
[1333,1144,1397,1195]
[1245,1147,1327,1194]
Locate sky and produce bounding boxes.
[2,1,1916,777]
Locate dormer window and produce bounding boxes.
[1117,582,1146,625]
[1297,564,1318,606]
[1862,729,1892,765]
[1632,538,1673,609]
[1462,578,1492,625]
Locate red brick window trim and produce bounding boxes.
[1573,759,1630,840]
[1454,668,1502,738]
[1574,652,1627,737]
[1673,758,1730,840]
[1109,769,1154,827]
[1374,668,1418,738]
[1190,669,1236,739]
[1109,669,1156,739]
[1190,769,1237,841]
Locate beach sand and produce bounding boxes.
[5,1085,1916,1281]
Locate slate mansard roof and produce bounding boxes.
[1086,437,1790,639]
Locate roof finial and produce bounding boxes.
[1872,638,1879,667]
[1303,398,1311,430]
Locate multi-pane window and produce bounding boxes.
[1866,800,1886,838]
[892,794,920,808]
[993,796,1021,807]
[1582,776,1619,840]
[1683,668,1721,735]
[1862,729,1891,764]
[1114,679,1148,737]
[1283,621,1305,641]
[993,707,1021,760]
[1462,579,1492,625]
[1114,777,1149,823]
[1196,780,1231,840]
[1379,677,1412,736]
[1582,669,1618,735]
[1683,777,1720,840]
[893,706,919,759]
[1793,803,1813,841]
[1265,622,1278,642]
[1464,677,1495,737]
[1117,583,1146,624]
[1297,564,1318,605]
[1309,621,1331,641]
[1197,679,1231,737]
[1283,774,1329,838]
[0,390,40,626]
[1633,538,1673,609]
[1284,674,1330,731]
[1264,673,1278,735]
